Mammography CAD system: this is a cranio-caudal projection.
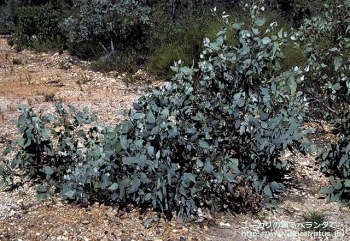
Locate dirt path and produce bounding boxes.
[0,37,349,241]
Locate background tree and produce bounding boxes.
[60,0,150,58]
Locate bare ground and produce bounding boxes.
[0,37,349,241]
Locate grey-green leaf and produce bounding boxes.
[134,113,145,120]
[263,185,273,197]
[183,173,196,183]
[199,140,210,149]
[262,37,271,45]
[254,17,266,26]
[147,111,156,123]
[43,166,54,175]
[108,183,119,191]
[232,22,244,30]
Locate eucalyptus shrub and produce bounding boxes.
[1,4,314,222]
[316,110,350,205]
[299,1,350,207]
[0,103,112,202]
[111,5,314,219]
[292,1,350,119]
[0,106,55,189]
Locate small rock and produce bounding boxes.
[219,222,231,227]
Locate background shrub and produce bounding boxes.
[60,0,150,65]
[145,16,223,79]
[316,110,350,205]
[291,1,350,120]
[7,4,62,51]
[0,11,14,35]
[2,0,322,76]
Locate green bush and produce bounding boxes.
[66,40,104,60]
[8,4,62,52]
[144,0,247,80]
[316,111,350,205]
[145,3,301,80]
[0,3,315,223]
[0,11,14,35]
[290,1,350,120]
[0,103,103,202]
[252,6,308,77]
[60,0,149,69]
[307,1,350,208]
[145,14,221,80]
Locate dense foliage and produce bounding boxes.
[60,0,150,63]
[0,0,332,75]
[7,4,61,51]
[316,110,350,205]
[303,1,350,208]
[292,1,350,119]
[0,4,317,223]
[1,0,350,225]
